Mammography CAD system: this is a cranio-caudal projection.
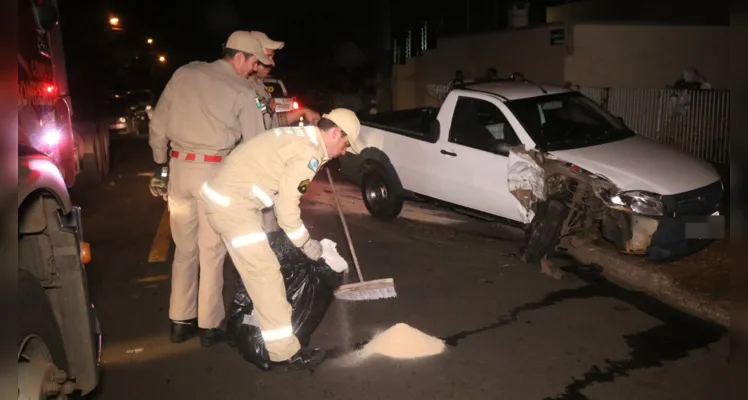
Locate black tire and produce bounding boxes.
[361,165,404,220]
[98,123,111,178]
[78,122,104,185]
[522,199,570,263]
[18,269,70,395]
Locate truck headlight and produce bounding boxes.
[596,189,664,217]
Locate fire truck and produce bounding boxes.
[18,0,102,398]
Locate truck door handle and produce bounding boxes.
[441,150,457,157]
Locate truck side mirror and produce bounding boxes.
[33,3,59,32]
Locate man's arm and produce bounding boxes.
[237,91,266,142]
[274,147,319,247]
[148,74,178,164]
[277,108,320,126]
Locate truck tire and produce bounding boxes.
[361,165,404,220]
[521,199,570,263]
[97,122,111,178]
[18,269,73,399]
[76,121,110,185]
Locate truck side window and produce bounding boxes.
[448,97,519,154]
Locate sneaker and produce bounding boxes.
[269,347,327,372]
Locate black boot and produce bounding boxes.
[170,319,197,343]
[199,328,224,348]
[269,347,326,372]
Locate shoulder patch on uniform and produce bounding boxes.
[297,179,311,194]
[308,157,319,172]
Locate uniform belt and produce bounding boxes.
[171,151,223,163]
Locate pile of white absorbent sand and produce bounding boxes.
[357,323,446,360]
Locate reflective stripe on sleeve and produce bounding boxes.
[285,225,308,241]
[251,185,274,208]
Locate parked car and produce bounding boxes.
[102,90,154,137]
[338,80,724,262]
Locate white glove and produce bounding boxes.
[301,239,322,261]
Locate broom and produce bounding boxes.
[325,168,397,301]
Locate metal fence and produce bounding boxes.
[577,86,730,164]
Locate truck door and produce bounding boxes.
[430,94,526,222]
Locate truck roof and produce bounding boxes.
[461,80,571,101]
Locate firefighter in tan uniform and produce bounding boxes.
[201,108,364,371]
[246,31,321,130]
[148,30,276,347]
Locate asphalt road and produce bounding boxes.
[71,138,729,400]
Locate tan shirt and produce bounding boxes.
[247,76,280,130]
[206,125,329,247]
[148,60,265,164]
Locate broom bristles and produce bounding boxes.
[334,278,397,301]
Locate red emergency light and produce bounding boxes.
[45,84,57,95]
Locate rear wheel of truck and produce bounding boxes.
[18,269,76,399]
[76,121,110,185]
[521,199,570,263]
[361,166,404,220]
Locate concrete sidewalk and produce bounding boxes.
[559,236,729,328]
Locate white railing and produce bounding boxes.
[578,86,729,164]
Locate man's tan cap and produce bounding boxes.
[225,31,274,65]
[322,108,365,154]
[249,31,285,50]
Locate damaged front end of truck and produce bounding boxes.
[508,148,671,262]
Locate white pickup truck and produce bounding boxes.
[338,80,724,262]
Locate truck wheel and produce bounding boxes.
[76,122,104,185]
[361,166,403,220]
[521,199,570,263]
[18,269,75,399]
[76,121,111,186]
[97,123,111,178]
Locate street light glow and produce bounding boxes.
[158,55,166,63]
[109,17,119,26]
[147,38,153,44]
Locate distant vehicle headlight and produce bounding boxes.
[118,117,127,123]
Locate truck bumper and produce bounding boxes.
[646,213,725,261]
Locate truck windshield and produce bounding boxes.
[504,92,634,151]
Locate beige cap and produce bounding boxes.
[225,31,274,65]
[322,108,364,154]
[249,31,285,50]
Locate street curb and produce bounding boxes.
[559,237,730,329]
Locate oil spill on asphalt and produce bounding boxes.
[440,263,726,399]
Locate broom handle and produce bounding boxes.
[325,168,365,282]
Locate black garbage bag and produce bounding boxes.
[225,230,344,371]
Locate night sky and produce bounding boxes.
[53,0,586,116]
[59,0,383,75]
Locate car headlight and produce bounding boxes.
[118,117,126,123]
[595,189,664,217]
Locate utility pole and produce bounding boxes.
[376,0,392,112]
